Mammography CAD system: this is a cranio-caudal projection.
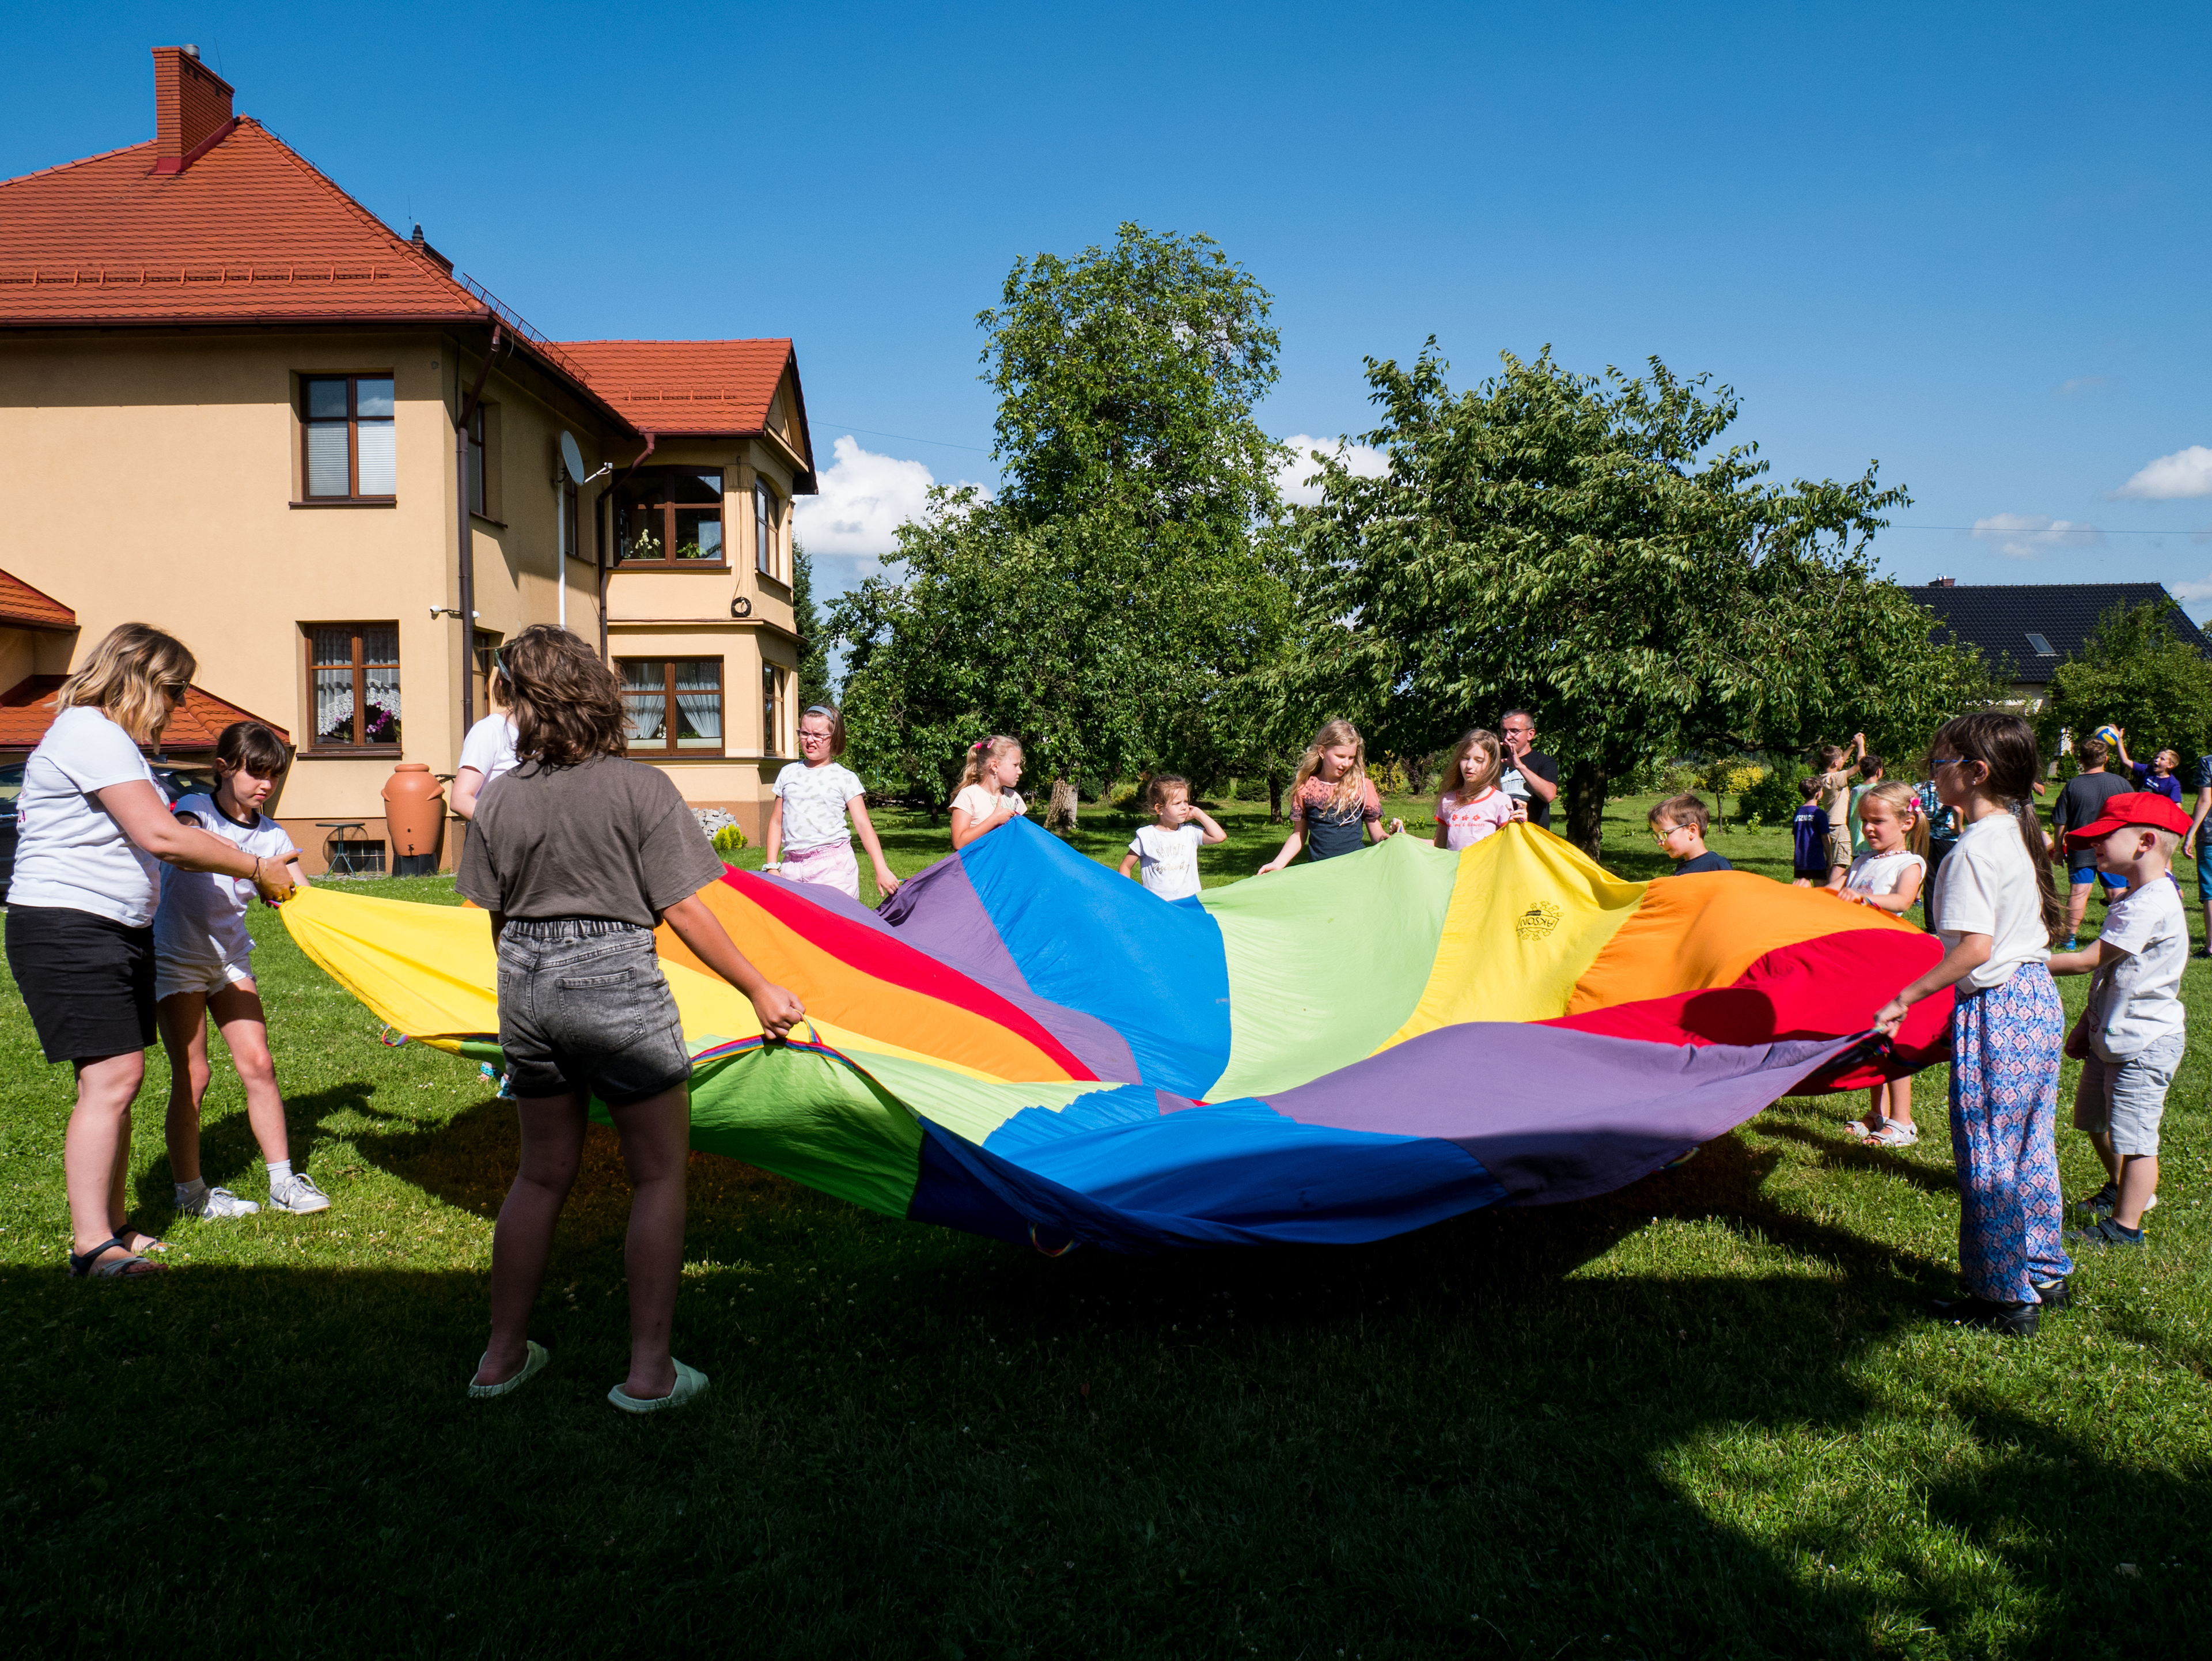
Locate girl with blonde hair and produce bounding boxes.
[950,734,1027,851]
[1831,779,1931,1145]
[1257,719,1403,873]
[1432,728,1527,851]
[5,623,296,1278]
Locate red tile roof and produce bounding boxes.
[0,676,289,752]
[0,122,486,327]
[0,570,76,630]
[555,339,804,442]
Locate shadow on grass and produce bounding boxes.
[127,1081,381,1221]
[1760,1118,1967,1199]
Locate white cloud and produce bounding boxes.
[1275,434,1389,507]
[793,435,987,558]
[2111,445,2212,501]
[1971,512,2100,559]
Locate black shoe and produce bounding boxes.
[1930,1294,2039,1337]
[2031,1276,2070,1311]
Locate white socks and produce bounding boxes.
[267,1159,293,1186]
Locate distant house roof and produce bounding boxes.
[554,340,816,488]
[0,675,288,752]
[1915,581,2212,685]
[0,570,76,630]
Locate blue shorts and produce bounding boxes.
[2067,864,2125,892]
[2199,857,2212,906]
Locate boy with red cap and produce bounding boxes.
[2046,790,2189,1249]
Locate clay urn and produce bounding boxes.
[381,763,446,869]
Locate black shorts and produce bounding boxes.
[1793,866,1827,881]
[5,905,157,1064]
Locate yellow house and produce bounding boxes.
[0,46,819,870]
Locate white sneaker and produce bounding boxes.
[179,1185,260,1219]
[268,1172,331,1215]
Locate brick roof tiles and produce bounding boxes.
[0,120,483,326]
[0,676,289,751]
[0,569,77,630]
[554,339,801,440]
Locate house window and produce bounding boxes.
[471,629,501,719]
[762,663,786,756]
[755,480,775,577]
[620,657,722,754]
[302,375,396,500]
[613,470,725,566]
[308,624,401,749]
[562,477,580,562]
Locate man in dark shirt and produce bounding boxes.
[2050,737,2134,948]
[1499,709,1559,831]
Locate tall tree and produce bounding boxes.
[2037,600,2212,766]
[834,224,1290,825]
[790,542,834,712]
[1290,346,1995,858]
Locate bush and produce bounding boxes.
[1738,767,1800,829]
[1366,758,1411,796]
[711,824,750,858]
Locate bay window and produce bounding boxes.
[614,470,725,566]
[621,658,723,754]
[762,663,786,756]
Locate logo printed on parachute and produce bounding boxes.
[1514,899,1563,941]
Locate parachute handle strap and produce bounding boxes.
[1029,1225,1078,1258]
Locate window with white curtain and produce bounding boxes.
[301,376,395,500]
[308,624,401,749]
[619,658,722,754]
[754,480,775,578]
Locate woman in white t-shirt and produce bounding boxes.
[1831,781,1929,1146]
[1874,713,2070,1335]
[949,735,1027,851]
[3,625,294,1278]
[760,704,902,902]
[450,659,518,820]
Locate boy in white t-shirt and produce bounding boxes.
[153,721,328,1219]
[1118,775,1227,902]
[2048,791,2190,1249]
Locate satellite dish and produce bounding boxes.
[559,431,586,485]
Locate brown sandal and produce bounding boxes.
[67,1235,166,1278]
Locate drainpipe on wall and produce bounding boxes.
[600,432,656,665]
[452,324,502,737]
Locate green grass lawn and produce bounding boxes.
[3,797,2208,1658]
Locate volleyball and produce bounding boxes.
[2092,724,2121,747]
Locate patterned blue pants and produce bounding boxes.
[1948,962,2072,1303]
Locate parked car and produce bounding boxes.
[0,758,217,893]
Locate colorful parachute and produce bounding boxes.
[281,820,1949,1251]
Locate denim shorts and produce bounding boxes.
[495,919,691,1106]
[2073,1031,2183,1158]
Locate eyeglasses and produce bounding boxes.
[1929,756,1963,768]
[1650,823,1692,843]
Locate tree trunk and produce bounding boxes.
[1567,757,1608,862]
[1046,775,1080,833]
[1267,767,1284,824]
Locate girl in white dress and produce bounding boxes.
[1834,780,1930,1145]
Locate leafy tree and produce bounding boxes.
[1289,346,1995,859]
[834,224,1290,826]
[790,542,834,712]
[2036,600,2212,770]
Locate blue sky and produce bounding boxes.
[11,3,2212,612]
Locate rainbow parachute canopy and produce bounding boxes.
[282,821,1948,1251]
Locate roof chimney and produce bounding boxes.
[151,45,236,176]
[1928,576,1956,588]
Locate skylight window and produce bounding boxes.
[2026,631,2056,657]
